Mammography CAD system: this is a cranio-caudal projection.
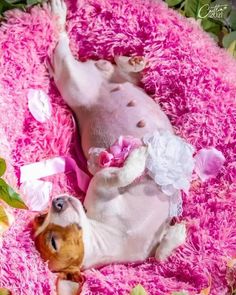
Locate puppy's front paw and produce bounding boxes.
[128,146,148,165]
[102,168,120,185]
[51,0,67,29]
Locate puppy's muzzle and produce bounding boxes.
[52,196,68,213]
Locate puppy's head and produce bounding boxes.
[33,195,85,274]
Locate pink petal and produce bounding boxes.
[194,147,225,181]
[27,89,52,123]
[20,180,52,211]
[99,151,114,167]
[110,143,122,156]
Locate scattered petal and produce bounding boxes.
[20,180,52,211]
[194,148,225,181]
[27,89,52,123]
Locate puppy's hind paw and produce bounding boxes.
[51,0,67,29]
[115,56,147,73]
[128,56,147,72]
[155,223,186,261]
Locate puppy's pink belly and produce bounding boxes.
[78,83,172,158]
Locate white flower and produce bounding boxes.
[143,131,195,196]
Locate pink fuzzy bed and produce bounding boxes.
[0,0,236,294]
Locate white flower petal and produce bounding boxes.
[27,89,52,123]
[194,147,225,181]
[21,180,52,211]
[144,131,195,195]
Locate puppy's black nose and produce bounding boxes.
[52,197,67,213]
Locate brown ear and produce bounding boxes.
[33,213,47,230]
[66,271,84,284]
[62,265,81,277]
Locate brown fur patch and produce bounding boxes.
[34,223,84,274]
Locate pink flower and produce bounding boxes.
[109,136,142,166]
[99,151,114,168]
[94,136,142,169]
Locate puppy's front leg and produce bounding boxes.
[57,279,79,295]
[93,146,147,189]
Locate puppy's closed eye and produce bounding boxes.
[48,232,61,252]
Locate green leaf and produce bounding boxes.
[227,40,236,57]
[201,18,221,34]
[0,0,26,15]
[171,292,188,295]
[166,0,183,8]
[5,0,26,4]
[185,0,211,18]
[130,284,148,295]
[222,31,236,48]
[27,0,40,5]
[228,9,236,30]
[0,179,28,209]
[0,158,6,177]
[0,288,11,295]
[208,32,219,42]
[0,205,9,227]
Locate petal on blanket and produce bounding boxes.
[27,89,51,123]
[20,180,52,211]
[194,148,225,181]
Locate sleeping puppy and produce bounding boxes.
[34,0,191,293]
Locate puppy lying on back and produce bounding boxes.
[34,0,194,293]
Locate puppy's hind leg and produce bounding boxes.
[49,0,104,110]
[51,0,67,31]
[155,223,187,261]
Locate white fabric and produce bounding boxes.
[143,130,195,196]
[20,157,68,182]
[20,156,90,193]
[168,191,183,217]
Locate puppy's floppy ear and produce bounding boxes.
[66,271,84,286]
[33,213,47,230]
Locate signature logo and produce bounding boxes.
[198,4,229,19]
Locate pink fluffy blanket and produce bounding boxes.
[0,0,236,294]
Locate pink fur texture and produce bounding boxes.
[0,0,236,294]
